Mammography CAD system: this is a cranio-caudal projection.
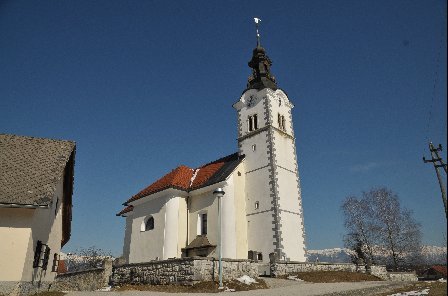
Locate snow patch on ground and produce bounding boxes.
[287,275,304,282]
[96,286,112,292]
[236,275,258,285]
[388,288,429,296]
[224,286,236,292]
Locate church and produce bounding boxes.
[117,29,307,264]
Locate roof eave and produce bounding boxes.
[0,202,50,209]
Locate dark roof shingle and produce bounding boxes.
[0,134,76,206]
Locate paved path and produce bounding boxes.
[65,280,410,296]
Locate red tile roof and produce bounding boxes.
[116,205,134,216]
[431,265,447,276]
[117,153,244,216]
[126,165,194,204]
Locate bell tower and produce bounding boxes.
[233,20,306,261]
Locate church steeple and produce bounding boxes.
[247,18,278,90]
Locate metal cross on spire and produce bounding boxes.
[254,17,261,47]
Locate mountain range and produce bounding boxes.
[307,246,447,265]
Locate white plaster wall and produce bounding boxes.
[276,169,302,214]
[122,215,133,263]
[25,177,64,283]
[239,132,269,173]
[0,177,65,283]
[163,196,180,259]
[0,208,33,281]
[233,164,248,259]
[246,211,276,261]
[188,190,218,248]
[279,211,306,261]
[128,196,166,263]
[221,178,236,259]
[273,135,297,172]
[177,197,188,257]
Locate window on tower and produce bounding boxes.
[278,113,286,131]
[248,114,258,132]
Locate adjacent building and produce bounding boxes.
[0,134,76,293]
[118,39,306,264]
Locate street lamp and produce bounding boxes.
[213,187,225,289]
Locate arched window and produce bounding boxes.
[145,216,154,231]
[141,216,154,231]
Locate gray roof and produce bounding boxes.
[183,235,216,250]
[0,134,76,206]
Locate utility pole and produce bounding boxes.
[423,142,448,218]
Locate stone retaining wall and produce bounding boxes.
[111,257,258,286]
[50,259,113,291]
[387,272,418,282]
[0,281,52,296]
[270,261,358,277]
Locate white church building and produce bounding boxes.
[117,35,307,264]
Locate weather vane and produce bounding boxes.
[254,17,261,47]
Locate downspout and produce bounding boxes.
[186,196,189,249]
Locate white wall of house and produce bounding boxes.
[0,208,33,281]
[188,188,218,249]
[232,163,248,259]
[126,190,188,263]
[0,176,64,283]
[127,194,166,263]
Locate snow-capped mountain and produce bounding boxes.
[306,246,446,265]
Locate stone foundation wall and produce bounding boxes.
[50,259,113,291]
[0,281,52,296]
[111,257,258,286]
[270,261,358,277]
[387,272,418,282]
[368,265,388,280]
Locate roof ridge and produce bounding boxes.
[0,133,75,145]
[196,152,239,169]
[189,168,200,188]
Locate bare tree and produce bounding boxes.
[342,196,377,265]
[342,187,422,271]
[66,246,113,272]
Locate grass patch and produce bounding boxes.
[114,278,268,293]
[376,281,447,296]
[280,271,382,283]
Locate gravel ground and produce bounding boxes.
[64,280,412,296]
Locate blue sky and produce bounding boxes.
[1,0,446,256]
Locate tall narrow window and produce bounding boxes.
[201,213,207,235]
[278,113,286,131]
[248,114,259,132]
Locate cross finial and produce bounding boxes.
[254,17,261,47]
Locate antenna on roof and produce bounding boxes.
[254,17,261,47]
